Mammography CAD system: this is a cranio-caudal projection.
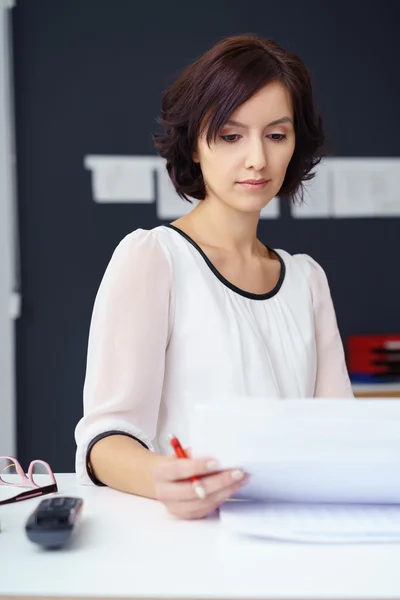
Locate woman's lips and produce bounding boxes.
[237,180,270,190]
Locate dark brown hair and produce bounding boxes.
[153,34,325,204]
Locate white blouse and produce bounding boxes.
[75,223,353,485]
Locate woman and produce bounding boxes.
[75,34,353,519]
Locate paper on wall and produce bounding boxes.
[84,155,160,203]
[291,159,332,218]
[292,157,400,218]
[331,158,400,217]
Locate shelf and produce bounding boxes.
[352,382,400,398]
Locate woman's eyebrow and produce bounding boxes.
[225,116,293,128]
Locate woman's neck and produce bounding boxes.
[176,198,264,260]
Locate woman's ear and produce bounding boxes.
[192,150,199,163]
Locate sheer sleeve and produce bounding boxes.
[74,229,173,484]
[296,254,354,398]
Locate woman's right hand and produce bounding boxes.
[152,455,250,520]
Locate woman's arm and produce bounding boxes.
[298,254,354,397]
[89,427,250,520]
[89,434,164,498]
[74,229,173,488]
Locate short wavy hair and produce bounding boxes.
[153,34,325,204]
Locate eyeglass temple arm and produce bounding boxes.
[0,482,58,506]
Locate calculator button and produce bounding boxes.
[51,497,66,508]
[65,498,78,508]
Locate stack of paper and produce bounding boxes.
[220,501,400,543]
[188,397,400,542]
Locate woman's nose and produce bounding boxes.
[244,140,267,171]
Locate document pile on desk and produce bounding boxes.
[188,397,400,543]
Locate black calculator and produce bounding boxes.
[25,496,83,549]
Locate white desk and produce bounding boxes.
[1,474,400,600]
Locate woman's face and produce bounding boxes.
[193,81,296,213]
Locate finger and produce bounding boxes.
[158,469,247,502]
[206,474,250,507]
[160,457,221,482]
[202,468,247,496]
[166,476,250,520]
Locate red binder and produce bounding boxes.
[348,334,400,379]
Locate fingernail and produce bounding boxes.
[231,469,244,481]
[193,482,206,499]
[206,459,220,471]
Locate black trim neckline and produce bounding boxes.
[164,223,286,301]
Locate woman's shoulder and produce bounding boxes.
[106,226,173,278]
[276,248,331,304]
[116,225,164,248]
[276,248,327,279]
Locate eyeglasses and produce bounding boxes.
[0,456,58,506]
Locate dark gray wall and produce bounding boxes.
[12,0,400,470]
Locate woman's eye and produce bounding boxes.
[220,134,240,143]
[220,133,288,144]
[269,134,287,142]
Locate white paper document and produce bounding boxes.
[188,397,400,504]
[220,501,400,543]
[189,397,400,542]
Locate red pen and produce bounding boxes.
[169,434,206,500]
